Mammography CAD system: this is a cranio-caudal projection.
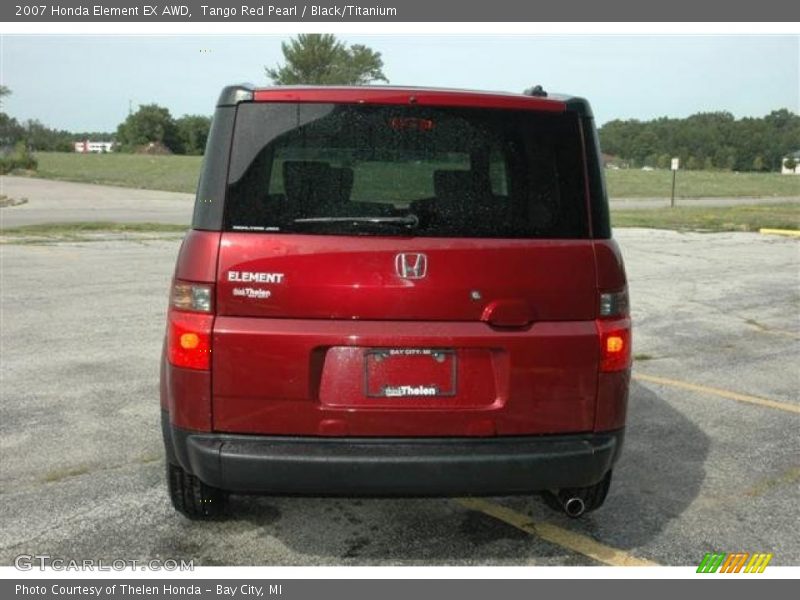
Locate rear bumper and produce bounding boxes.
[163,413,623,496]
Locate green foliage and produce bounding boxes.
[685,156,702,170]
[175,115,212,155]
[0,112,25,146]
[23,120,76,152]
[1,96,114,152]
[266,34,388,85]
[114,106,210,155]
[2,83,112,152]
[599,109,800,172]
[784,157,798,171]
[0,141,38,174]
[116,104,180,152]
[0,113,114,152]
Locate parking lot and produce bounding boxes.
[0,226,798,566]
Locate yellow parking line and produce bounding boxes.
[634,374,800,414]
[759,228,800,238]
[456,498,657,566]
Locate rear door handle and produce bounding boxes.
[480,299,533,328]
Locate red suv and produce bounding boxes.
[160,84,631,519]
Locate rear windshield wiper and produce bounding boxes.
[292,214,419,228]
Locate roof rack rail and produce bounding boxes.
[523,85,548,98]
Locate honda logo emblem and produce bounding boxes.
[395,253,428,279]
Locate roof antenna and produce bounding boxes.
[523,85,548,98]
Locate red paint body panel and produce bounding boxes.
[210,318,599,437]
[593,239,627,292]
[159,343,168,410]
[209,233,606,436]
[595,369,631,431]
[165,364,212,431]
[174,230,221,283]
[216,234,597,322]
[252,87,566,112]
[163,230,220,430]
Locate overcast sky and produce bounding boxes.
[1,35,797,132]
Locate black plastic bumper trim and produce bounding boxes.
[163,413,623,496]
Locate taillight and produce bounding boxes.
[597,287,631,372]
[597,319,632,372]
[599,289,629,318]
[167,280,214,370]
[171,281,213,312]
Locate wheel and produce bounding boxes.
[167,462,228,519]
[542,470,613,517]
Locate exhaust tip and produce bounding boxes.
[563,496,586,518]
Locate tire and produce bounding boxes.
[542,470,613,517]
[167,462,228,519]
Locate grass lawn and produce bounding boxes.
[0,221,188,243]
[611,203,800,232]
[606,169,800,199]
[26,152,800,199]
[32,152,202,193]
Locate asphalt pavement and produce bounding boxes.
[1,227,797,566]
[0,176,194,227]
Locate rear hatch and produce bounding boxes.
[212,99,600,436]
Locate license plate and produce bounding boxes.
[364,348,457,398]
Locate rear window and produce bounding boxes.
[225,102,589,238]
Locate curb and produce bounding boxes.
[759,228,800,237]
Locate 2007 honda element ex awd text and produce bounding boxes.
[160,84,631,519]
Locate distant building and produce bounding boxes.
[74,140,114,153]
[781,150,800,175]
[601,153,629,169]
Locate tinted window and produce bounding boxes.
[226,103,589,238]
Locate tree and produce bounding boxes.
[686,156,702,170]
[116,104,180,152]
[599,109,799,172]
[0,112,24,146]
[23,119,74,152]
[265,34,388,85]
[0,87,37,174]
[175,115,211,155]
